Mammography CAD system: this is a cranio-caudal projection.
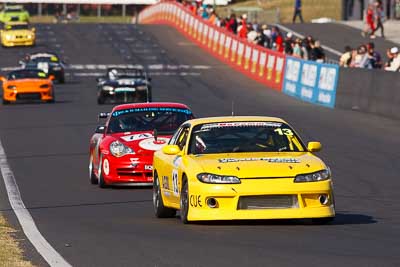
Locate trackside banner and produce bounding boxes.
[282,57,339,108]
[139,2,285,91]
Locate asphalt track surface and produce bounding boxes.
[0,23,400,267]
[282,22,398,60]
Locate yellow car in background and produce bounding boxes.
[153,116,335,224]
[1,22,35,47]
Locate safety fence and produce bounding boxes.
[139,2,341,108]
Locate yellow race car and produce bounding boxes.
[153,116,335,224]
[1,22,35,47]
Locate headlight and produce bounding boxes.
[40,84,50,89]
[27,34,32,39]
[197,173,241,184]
[136,85,147,90]
[294,169,331,183]
[7,85,16,90]
[109,141,134,157]
[102,85,114,91]
[5,35,12,41]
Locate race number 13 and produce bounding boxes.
[172,169,179,196]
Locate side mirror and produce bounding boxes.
[49,75,55,81]
[95,125,106,134]
[0,76,6,82]
[162,145,181,155]
[307,142,322,152]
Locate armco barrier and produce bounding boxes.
[335,68,400,120]
[139,2,285,91]
[282,57,339,108]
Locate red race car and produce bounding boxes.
[89,102,194,187]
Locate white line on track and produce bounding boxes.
[0,139,72,267]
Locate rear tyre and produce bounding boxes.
[98,155,108,188]
[89,155,98,184]
[312,217,334,225]
[180,177,190,224]
[153,172,176,218]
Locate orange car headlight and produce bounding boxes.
[40,84,50,89]
[7,85,16,90]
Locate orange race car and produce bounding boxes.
[1,69,55,104]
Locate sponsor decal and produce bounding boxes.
[138,137,169,151]
[190,195,202,208]
[112,107,192,117]
[218,157,300,163]
[144,165,153,171]
[162,176,169,189]
[121,133,153,142]
[200,122,282,130]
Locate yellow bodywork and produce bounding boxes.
[153,116,335,222]
[1,22,35,47]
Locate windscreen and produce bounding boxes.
[108,68,145,80]
[30,56,59,63]
[5,8,23,13]
[189,121,305,154]
[6,24,28,30]
[108,107,193,134]
[7,69,48,80]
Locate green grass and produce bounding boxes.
[0,215,35,267]
[216,0,342,23]
[30,15,134,24]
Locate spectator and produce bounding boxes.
[340,46,353,67]
[238,14,248,39]
[284,32,294,55]
[292,38,303,58]
[384,48,395,68]
[254,29,267,47]
[208,9,216,25]
[385,47,400,71]
[311,40,325,63]
[247,25,258,43]
[367,42,383,69]
[353,45,372,68]
[301,39,309,60]
[272,27,284,53]
[372,0,385,38]
[292,0,304,23]
[226,13,237,34]
[261,24,272,48]
[362,4,376,38]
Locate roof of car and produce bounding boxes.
[112,102,191,112]
[186,116,287,125]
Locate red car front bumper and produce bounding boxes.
[101,154,153,186]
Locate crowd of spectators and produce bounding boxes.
[181,1,326,63]
[340,43,400,72]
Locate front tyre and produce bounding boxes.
[98,154,108,188]
[180,177,190,224]
[153,172,176,218]
[89,155,98,184]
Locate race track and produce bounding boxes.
[1,23,400,267]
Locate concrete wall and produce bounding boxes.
[336,67,400,119]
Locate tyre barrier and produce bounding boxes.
[139,2,400,120]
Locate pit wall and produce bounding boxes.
[139,2,400,119]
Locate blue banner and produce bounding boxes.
[282,57,339,108]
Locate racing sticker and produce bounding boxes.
[190,195,202,208]
[120,133,153,142]
[103,158,110,175]
[200,122,282,130]
[138,137,170,151]
[172,169,179,196]
[218,157,300,163]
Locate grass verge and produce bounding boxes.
[216,0,342,23]
[0,214,35,267]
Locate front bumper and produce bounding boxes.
[99,90,148,104]
[3,88,54,102]
[2,38,35,47]
[101,154,153,185]
[186,178,335,221]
